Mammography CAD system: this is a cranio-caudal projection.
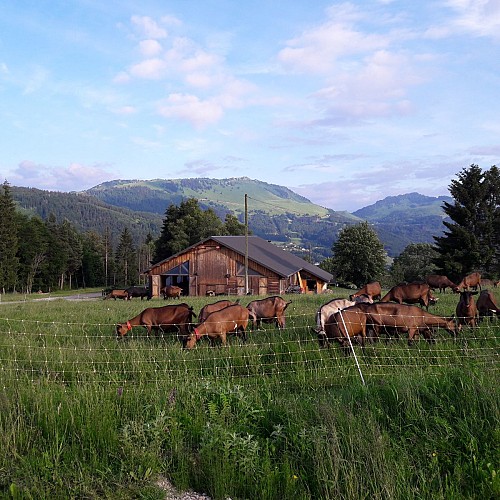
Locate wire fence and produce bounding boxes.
[0,311,498,388]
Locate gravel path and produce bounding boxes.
[155,477,213,500]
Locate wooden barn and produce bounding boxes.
[146,235,333,297]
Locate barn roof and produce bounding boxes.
[149,235,333,282]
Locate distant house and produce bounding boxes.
[146,235,333,297]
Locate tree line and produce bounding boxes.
[0,189,246,293]
[1,164,498,293]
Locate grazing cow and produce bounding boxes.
[323,304,369,352]
[457,272,482,291]
[313,295,373,342]
[456,291,479,329]
[380,282,438,310]
[116,303,196,339]
[349,281,382,301]
[161,285,183,299]
[104,289,130,300]
[363,302,457,345]
[198,299,240,323]
[480,278,494,289]
[125,286,151,300]
[476,290,500,321]
[246,296,292,330]
[426,274,459,293]
[184,304,249,349]
[494,280,499,288]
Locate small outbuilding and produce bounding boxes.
[146,235,333,297]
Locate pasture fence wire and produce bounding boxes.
[0,310,498,390]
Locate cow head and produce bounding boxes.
[316,331,329,348]
[116,320,133,337]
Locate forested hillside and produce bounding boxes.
[11,186,162,248]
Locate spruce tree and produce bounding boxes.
[115,227,137,286]
[434,164,500,279]
[0,181,19,292]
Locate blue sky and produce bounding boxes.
[0,1,499,211]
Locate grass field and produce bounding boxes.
[0,289,498,499]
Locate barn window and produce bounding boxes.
[236,263,262,276]
[164,261,190,276]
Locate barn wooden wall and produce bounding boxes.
[147,241,284,297]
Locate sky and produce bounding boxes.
[0,1,499,212]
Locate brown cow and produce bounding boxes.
[349,281,382,301]
[322,304,369,352]
[380,282,438,310]
[161,285,183,299]
[184,304,249,349]
[116,303,196,339]
[494,280,500,288]
[476,290,500,321]
[198,299,240,323]
[456,291,478,329]
[426,274,459,293]
[313,295,373,339]
[364,302,457,345]
[246,296,292,330]
[457,272,481,291]
[104,289,130,300]
[480,278,494,288]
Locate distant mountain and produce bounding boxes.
[83,177,360,260]
[353,192,452,256]
[353,192,452,221]
[10,179,451,259]
[85,177,333,217]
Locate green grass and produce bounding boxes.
[0,290,499,499]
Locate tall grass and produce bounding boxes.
[0,290,498,499]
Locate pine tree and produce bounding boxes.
[0,181,19,292]
[115,227,137,286]
[434,165,500,279]
[79,231,105,288]
[16,215,49,293]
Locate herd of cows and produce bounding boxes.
[109,272,499,353]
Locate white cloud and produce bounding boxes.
[139,39,163,57]
[8,161,115,191]
[129,58,167,79]
[158,93,223,128]
[278,4,390,74]
[131,15,167,39]
[446,0,500,38]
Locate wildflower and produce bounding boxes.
[292,474,298,481]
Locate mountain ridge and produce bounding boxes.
[10,178,452,259]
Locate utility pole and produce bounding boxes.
[244,193,249,295]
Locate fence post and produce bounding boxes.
[338,308,366,386]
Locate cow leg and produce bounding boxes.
[407,328,416,346]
